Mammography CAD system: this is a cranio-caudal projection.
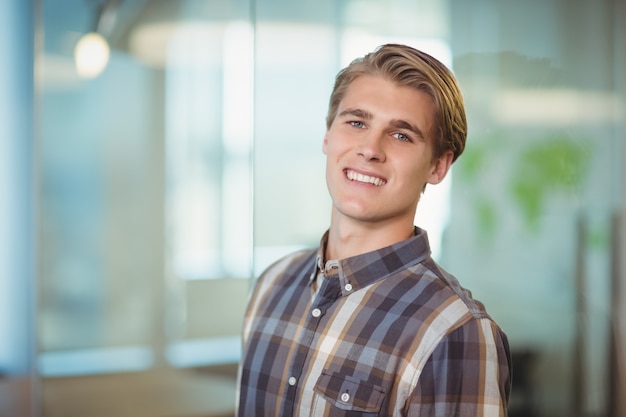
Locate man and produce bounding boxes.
[237,44,511,416]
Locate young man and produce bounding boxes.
[237,44,511,416]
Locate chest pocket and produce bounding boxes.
[313,370,385,416]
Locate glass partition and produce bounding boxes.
[446,3,624,415]
[0,1,36,416]
[23,0,626,416]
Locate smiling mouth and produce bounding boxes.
[345,169,386,186]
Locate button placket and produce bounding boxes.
[285,269,341,414]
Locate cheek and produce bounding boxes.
[323,133,343,156]
[324,139,345,160]
[405,162,432,185]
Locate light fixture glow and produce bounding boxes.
[74,32,110,79]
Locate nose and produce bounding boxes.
[357,131,386,162]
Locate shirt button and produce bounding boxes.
[288,376,297,386]
[341,392,350,402]
[345,283,353,292]
[311,308,321,317]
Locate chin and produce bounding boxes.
[335,205,387,223]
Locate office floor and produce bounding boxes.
[41,368,237,417]
[2,360,531,417]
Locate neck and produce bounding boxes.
[325,213,415,261]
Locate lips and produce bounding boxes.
[345,169,386,186]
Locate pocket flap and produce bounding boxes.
[314,370,385,412]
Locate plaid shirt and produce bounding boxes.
[237,228,511,416]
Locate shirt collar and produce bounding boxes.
[312,227,432,296]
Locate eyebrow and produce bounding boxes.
[338,108,373,120]
[390,119,426,140]
[338,107,426,140]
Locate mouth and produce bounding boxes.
[345,169,386,186]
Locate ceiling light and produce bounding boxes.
[74,32,110,78]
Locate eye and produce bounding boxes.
[349,120,366,128]
[393,132,412,142]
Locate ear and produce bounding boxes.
[322,131,330,155]
[427,150,454,185]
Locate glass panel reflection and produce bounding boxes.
[165,20,253,281]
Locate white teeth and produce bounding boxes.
[346,170,386,186]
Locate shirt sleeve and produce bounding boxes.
[406,317,512,417]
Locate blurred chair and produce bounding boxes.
[508,349,537,417]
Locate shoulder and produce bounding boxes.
[247,248,317,304]
[257,248,317,285]
[417,257,493,321]
[392,257,505,363]
[242,248,317,337]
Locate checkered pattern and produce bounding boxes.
[237,228,511,416]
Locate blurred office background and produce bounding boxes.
[1,0,625,416]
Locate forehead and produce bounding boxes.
[338,75,436,131]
